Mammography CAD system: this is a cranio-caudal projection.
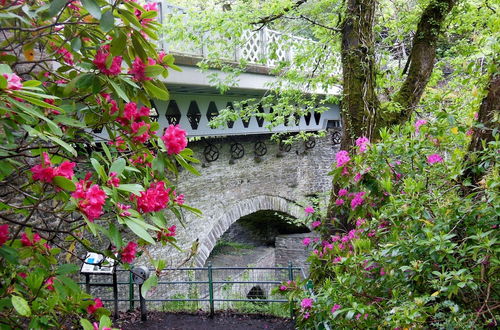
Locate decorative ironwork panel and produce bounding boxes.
[304,137,316,149]
[279,141,291,152]
[332,131,341,145]
[203,144,219,162]
[254,141,267,156]
[230,143,245,159]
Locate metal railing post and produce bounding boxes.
[288,262,294,319]
[208,262,215,317]
[129,271,134,311]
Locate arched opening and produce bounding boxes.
[204,210,309,267]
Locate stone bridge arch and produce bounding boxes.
[194,195,304,266]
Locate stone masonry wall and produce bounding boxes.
[147,129,338,267]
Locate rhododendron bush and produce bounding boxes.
[277,118,499,328]
[0,1,200,328]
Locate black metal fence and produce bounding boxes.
[80,262,302,318]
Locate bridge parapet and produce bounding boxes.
[155,1,319,69]
[152,94,341,137]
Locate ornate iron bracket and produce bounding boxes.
[332,131,341,145]
[304,136,316,149]
[279,140,291,152]
[230,143,245,159]
[254,141,267,156]
[203,144,219,162]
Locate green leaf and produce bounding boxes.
[108,78,129,102]
[110,31,127,56]
[145,65,165,78]
[46,135,77,157]
[0,75,6,89]
[76,73,95,90]
[99,315,112,328]
[82,0,101,19]
[100,10,115,32]
[56,264,79,275]
[144,81,169,100]
[80,319,94,330]
[11,296,31,317]
[71,38,82,52]
[140,274,158,297]
[175,154,200,176]
[109,158,126,176]
[108,223,122,249]
[22,80,41,87]
[49,0,67,17]
[53,176,76,191]
[91,158,107,180]
[9,98,62,136]
[125,219,155,244]
[116,184,144,196]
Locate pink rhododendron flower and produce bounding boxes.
[311,221,321,229]
[136,181,171,213]
[351,192,366,210]
[338,189,348,197]
[301,298,313,309]
[87,298,103,314]
[45,277,55,290]
[354,172,362,182]
[0,224,9,246]
[279,285,287,291]
[335,150,350,167]
[128,57,150,81]
[414,119,427,133]
[380,268,386,276]
[356,218,366,227]
[427,153,443,164]
[72,179,107,222]
[130,121,152,143]
[157,225,176,241]
[108,172,120,187]
[333,256,342,263]
[56,47,74,65]
[20,232,41,246]
[117,203,132,217]
[144,2,158,11]
[2,73,22,90]
[304,206,315,214]
[55,161,76,179]
[331,304,341,313]
[302,237,311,246]
[173,191,185,205]
[162,125,188,155]
[355,136,370,153]
[93,50,122,76]
[335,199,344,206]
[121,241,138,263]
[303,312,310,319]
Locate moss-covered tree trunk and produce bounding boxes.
[462,70,500,186]
[387,0,457,125]
[339,0,378,151]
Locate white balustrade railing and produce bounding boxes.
[155,1,316,68]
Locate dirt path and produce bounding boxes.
[116,311,295,330]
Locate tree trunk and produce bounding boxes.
[327,0,377,220]
[387,0,457,125]
[339,0,378,150]
[462,71,500,186]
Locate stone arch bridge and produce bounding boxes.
[145,0,342,267]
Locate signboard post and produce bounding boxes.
[80,252,118,319]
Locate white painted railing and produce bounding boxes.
[155,1,316,67]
